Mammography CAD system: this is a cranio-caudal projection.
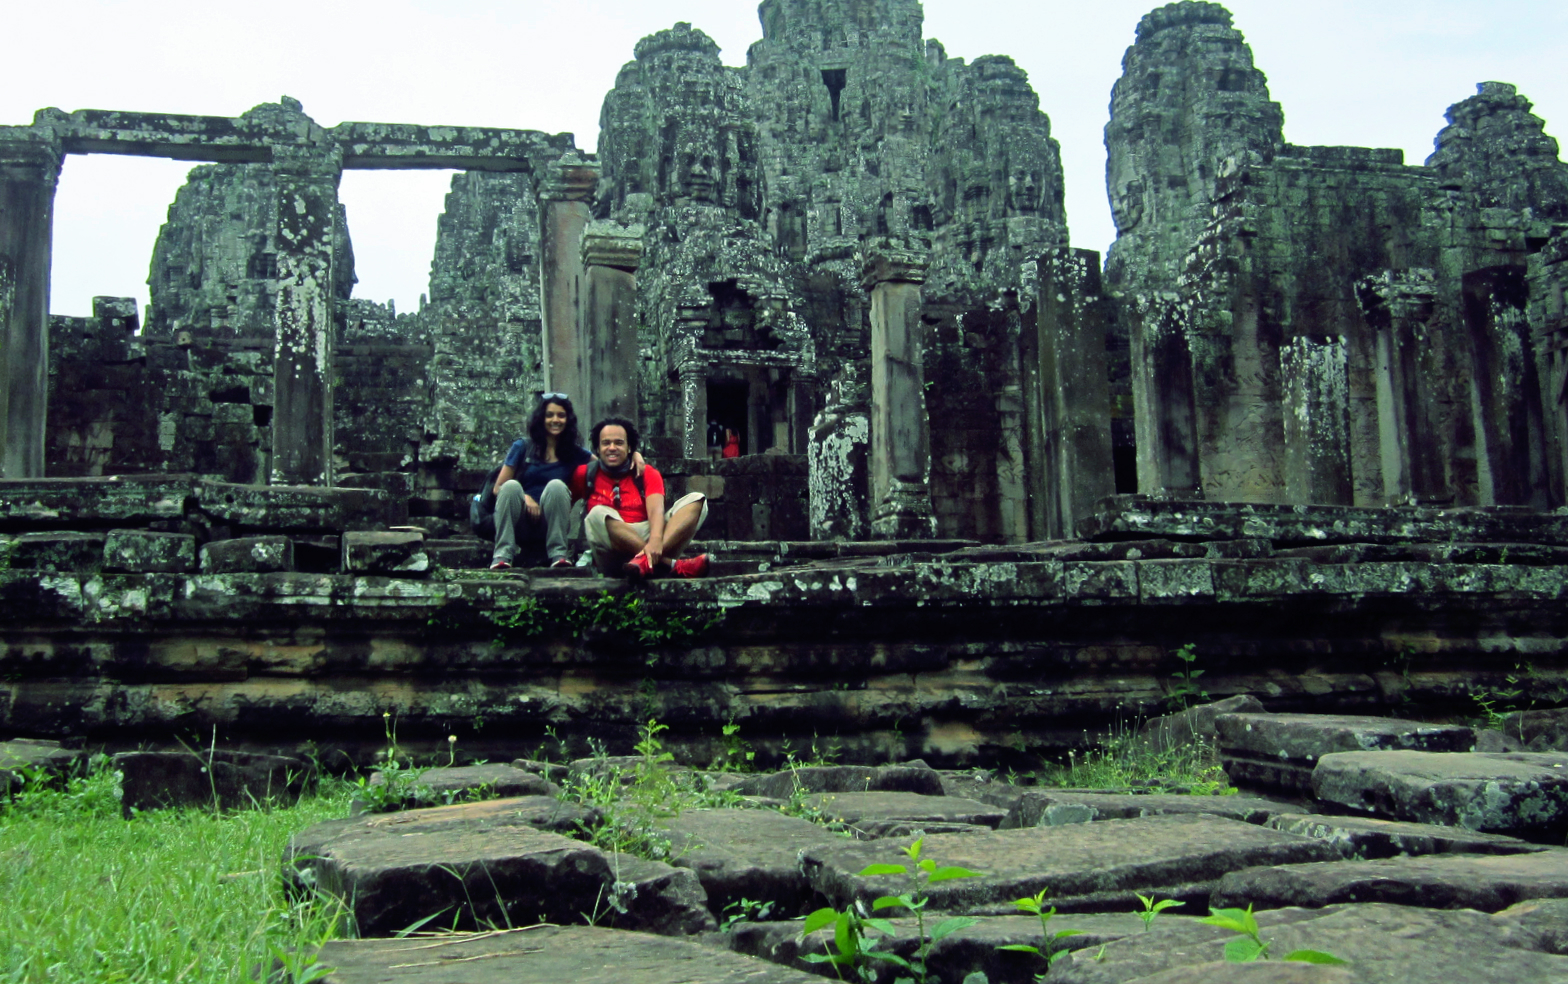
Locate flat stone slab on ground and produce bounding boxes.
[804,791,1006,834]
[1052,902,1568,984]
[1218,713,1475,795]
[287,798,711,936]
[732,763,944,799]
[314,924,822,983]
[115,749,313,815]
[731,912,1165,984]
[1499,707,1568,752]
[0,738,85,795]
[659,808,849,916]
[1312,750,1568,840]
[355,764,559,813]
[1212,849,1568,912]
[801,814,1340,914]
[1121,965,1351,984]
[1001,790,1291,828]
[1266,812,1547,859]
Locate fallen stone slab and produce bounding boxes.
[732,763,944,799]
[510,757,572,783]
[287,798,710,936]
[1499,706,1568,752]
[352,764,560,814]
[1122,965,1349,984]
[103,529,197,573]
[1212,850,1568,912]
[1266,812,1546,859]
[801,814,1340,915]
[658,807,848,916]
[803,791,1007,834]
[342,531,429,576]
[1051,903,1568,984]
[1217,714,1476,795]
[731,912,1161,984]
[1136,694,1267,755]
[115,749,314,815]
[937,770,1028,811]
[1496,897,1568,955]
[313,924,822,983]
[0,475,194,531]
[1312,750,1568,840]
[1001,790,1291,829]
[200,535,293,573]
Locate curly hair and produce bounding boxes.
[589,415,640,453]
[527,395,582,460]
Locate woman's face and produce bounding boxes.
[543,403,568,437]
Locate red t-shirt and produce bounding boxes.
[570,464,666,524]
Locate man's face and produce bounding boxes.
[598,425,629,468]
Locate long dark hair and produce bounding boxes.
[527,395,582,461]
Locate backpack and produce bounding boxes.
[470,464,505,537]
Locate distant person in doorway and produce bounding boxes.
[574,416,709,579]
[722,427,740,458]
[486,394,592,570]
[706,420,724,461]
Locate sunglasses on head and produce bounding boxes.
[541,392,570,402]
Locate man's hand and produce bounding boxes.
[643,537,663,568]
[630,450,646,478]
[524,494,540,518]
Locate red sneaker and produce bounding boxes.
[669,554,710,579]
[622,553,655,580]
[489,559,512,571]
[550,557,574,569]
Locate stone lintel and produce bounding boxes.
[540,151,600,202]
[861,238,930,290]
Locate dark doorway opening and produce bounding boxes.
[821,69,847,122]
[708,379,749,456]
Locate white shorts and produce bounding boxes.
[583,491,708,572]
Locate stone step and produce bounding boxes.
[1000,790,1294,828]
[1217,713,1476,795]
[1051,902,1568,984]
[314,925,822,983]
[1265,812,1548,859]
[1311,750,1568,840]
[800,814,1340,915]
[1212,850,1568,912]
[801,790,1008,835]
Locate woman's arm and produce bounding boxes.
[493,464,516,495]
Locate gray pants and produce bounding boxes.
[494,478,573,565]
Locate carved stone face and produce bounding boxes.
[678,152,718,204]
[1111,175,1146,234]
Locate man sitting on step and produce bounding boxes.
[571,416,710,579]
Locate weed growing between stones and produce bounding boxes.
[1134,892,1181,931]
[1033,723,1232,793]
[1200,905,1346,965]
[1165,643,1207,712]
[996,889,1084,973]
[0,756,352,984]
[351,714,497,814]
[802,838,981,984]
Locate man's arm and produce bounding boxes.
[643,492,666,567]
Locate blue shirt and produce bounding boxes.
[504,440,592,501]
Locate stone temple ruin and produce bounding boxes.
[0,0,1567,768]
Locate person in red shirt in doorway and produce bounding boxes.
[571,416,710,579]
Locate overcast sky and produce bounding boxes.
[4,0,1565,320]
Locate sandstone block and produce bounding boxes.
[1113,965,1350,984]
[1212,851,1568,912]
[200,535,293,573]
[0,476,193,531]
[196,479,406,532]
[8,532,105,571]
[115,749,314,815]
[314,924,822,983]
[804,790,1006,835]
[287,799,711,936]
[658,807,847,916]
[0,738,86,796]
[732,763,943,799]
[103,529,197,573]
[801,814,1339,914]
[1499,707,1568,751]
[1137,694,1266,754]
[1266,812,1545,859]
[342,530,429,576]
[1052,903,1568,984]
[1218,713,1475,794]
[354,764,560,814]
[1312,750,1568,839]
[1001,790,1292,829]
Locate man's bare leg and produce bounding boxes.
[603,517,648,560]
[659,500,704,559]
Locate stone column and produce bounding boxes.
[808,365,871,541]
[1127,295,1200,499]
[1360,269,1449,504]
[270,144,342,486]
[863,240,934,539]
[0,131,62,478]
[1526,237,1568,508]
[1037,249,1115,539]
[1281,336,1352,505]
[538,153,597,403]
[678,361,707,460]
[580,222,643,427]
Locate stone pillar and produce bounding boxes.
[0,132,62,478]
[808,365,871,541]
[1526,236,1568,508]
[270,145,342,486]
[1127,295,1200,499]
[678,361,707,459]
[863,240,933,539]
[538,153,598,403]
[1281,336,1352,505]
[1037,248,1115,539]
[580,222,643,428]
[1360,269,1449,504]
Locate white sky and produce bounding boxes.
[4,0,1565,319]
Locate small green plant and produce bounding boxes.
[997,888,1083,974]
[1134,892,1182,931]
[803,838,982,984]
[352,712,431,814]
[720,896,777,932]
[483,594,550,642]
[1034,721,1232,794]
[568,590,720,650]
[711,720,757,772]
[1200,905,1347,965]
[1166,643,1207,711]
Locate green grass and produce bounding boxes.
[1033,728,1233,793]
[0,761,352,984]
